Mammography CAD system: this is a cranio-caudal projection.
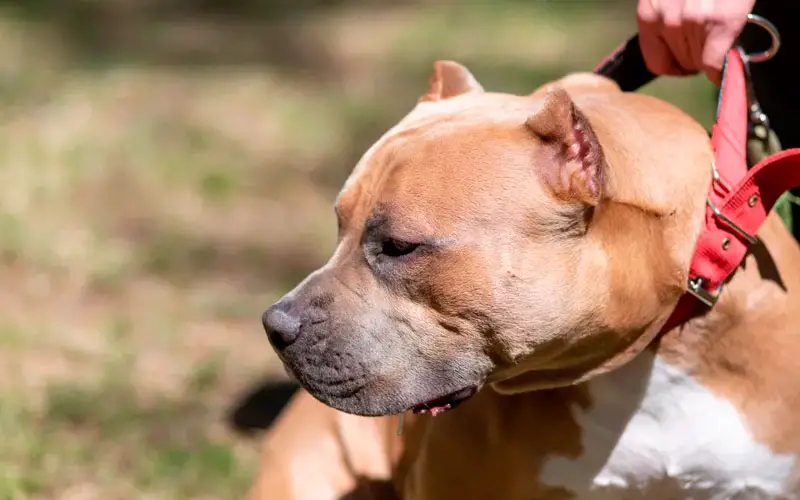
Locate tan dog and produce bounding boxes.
[251,60,800,499]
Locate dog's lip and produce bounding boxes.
[409,385,478,416]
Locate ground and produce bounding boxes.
[0,1,714,498]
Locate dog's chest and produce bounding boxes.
[538,352,797,499]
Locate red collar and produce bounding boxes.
[659,48,800,333]
[596,43,800,334]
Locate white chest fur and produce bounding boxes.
[539,350,797,499]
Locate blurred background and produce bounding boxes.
[0,0,716,498]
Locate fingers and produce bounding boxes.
[701,19,749,85]
[659,0,697,72]
[635,0,754,83]
[700,30,733,85]
[638,29,686,76]
[686,0,727,85]
[637,0,688,75]
[685,17,708,76]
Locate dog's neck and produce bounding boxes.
[583,94,800,391]
[534,214,800,496]
[653,209,800,446]
[490,92,716,394]
[493,92,800,414]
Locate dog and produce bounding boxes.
[250,60,800,499]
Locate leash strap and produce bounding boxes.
[594,37,800,333]
[593,35,657,91]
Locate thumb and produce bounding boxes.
[636,0,686,76]
[702,26,745,86]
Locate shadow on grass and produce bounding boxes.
[0,0,632,75]
[0,0,417,72]
[226,379,299,435]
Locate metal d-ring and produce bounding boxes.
[743,14,781,64]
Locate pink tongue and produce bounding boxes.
[427,405,451,417]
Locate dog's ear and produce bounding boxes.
[419,60,484,102]
[530,72,621,98]
[525,86,607,206]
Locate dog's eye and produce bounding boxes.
[380,238,419,258]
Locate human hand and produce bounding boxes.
[637,0,756,85]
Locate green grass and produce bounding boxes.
[0,0,716,498]
[0,364,254,499]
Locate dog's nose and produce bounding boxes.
[262,302,302,350]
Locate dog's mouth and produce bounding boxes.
[410,385,478,416]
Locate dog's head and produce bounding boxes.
[262,61,711,416]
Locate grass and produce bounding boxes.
[1,361,253,499]
[0,0,716,498]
